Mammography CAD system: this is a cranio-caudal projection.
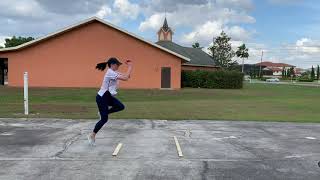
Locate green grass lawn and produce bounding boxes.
[0,83,319,122]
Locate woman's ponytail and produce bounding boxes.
[96,62,107,71]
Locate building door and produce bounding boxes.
[161,67,171,88]
[0,58,8,85]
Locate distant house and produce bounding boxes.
[242,64,266,76]
[156,18,220,71]
[295,68,306,76]
[256,61,296,76]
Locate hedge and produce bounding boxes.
[298,75,314,82]
[298,78,314,82]
[182,70,244,89]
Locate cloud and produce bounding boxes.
[35,0,111,15]
[181,22,251,46]
[229,41,266,64]
[140,0,254,13]
[200,39,266,65]
[0,0,141,38]
[95,5,112,19]
[0,0,49,20]
[226,26,251,41]
[295,38,320,54]
[140,0,209,13]
[0,36,10,47]
[113,0,140,19]
[256,38,320,68]
[216,0,254,10]
[140,2,255,31]
[139,1,255,46]
[281,38,320,68]
[139,13,165,32]
[0,0,254,47]
[181,21,223,44]
[268,0,303,5]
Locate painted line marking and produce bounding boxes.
[305,137,317,140]
[285,155,304,158]
[212,136,237,140]
[112,143,123,156]
[184,129,191,138]
[0,132,13,136]
[173,136,183,157]
[9,123,24,127]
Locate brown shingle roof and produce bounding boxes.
[256,61,295,67]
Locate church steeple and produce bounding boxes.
[157,17,173,42]
[163,18,169,31]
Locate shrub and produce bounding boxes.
[182,70,244,89]
[181,70,208,88]
[298,78,314,82]
[298,75,314,82]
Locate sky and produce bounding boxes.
[0,0,319,68]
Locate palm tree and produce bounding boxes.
[317,65,320,80]
[236,44,249,73]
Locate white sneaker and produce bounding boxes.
[87,134,96,146]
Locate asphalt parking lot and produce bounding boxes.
[0,118,320,180]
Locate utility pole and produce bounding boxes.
[259,50,264,78]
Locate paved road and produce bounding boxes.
[249,80,320,87]
[0,118,320,180]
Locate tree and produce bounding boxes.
[311,66,315,81]
[4,36,34,48]
[236,43,249,73]
[301,70,310,77]
[287,69,291,78]
[208,31,236,68]
[0,46,3,49]
[290,67,295,78]
[283,68,286,77]
[192,42,201,49]
[282,67,285,78]
[317,65,320,80]
[228,61,240,71]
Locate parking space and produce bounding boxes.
[0,118,320,179]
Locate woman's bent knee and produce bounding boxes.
[119,104,125,111]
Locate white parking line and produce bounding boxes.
[211,136,237,140]
[173,136,183,157]
[112,143,123,156]
[9,123,24,127]
[0,132,13,136]
[305,137,317,140]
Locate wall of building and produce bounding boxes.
[0,21,183,89]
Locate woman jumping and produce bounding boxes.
[88,57,133,146]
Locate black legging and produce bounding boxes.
[93,91,125,133]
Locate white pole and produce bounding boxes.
[24,72,29,115]
[259,50,264,78]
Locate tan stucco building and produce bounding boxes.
[0,17,219,89]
